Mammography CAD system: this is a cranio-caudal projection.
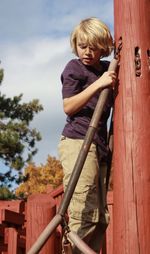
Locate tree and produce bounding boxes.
[0,64,43,187]
[15,155,63,198]
[0,186,16,200]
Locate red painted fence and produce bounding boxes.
[0,187,113,254]
[0,200,26,253]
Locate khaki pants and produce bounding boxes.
[58,136,109,254]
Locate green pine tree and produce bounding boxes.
[0,63,43,187]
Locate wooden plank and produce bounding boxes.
[0,209,24,226]
[50,184,64,199]
[26,193,56,254]
[0,200,25,213]
[6,228,18,254]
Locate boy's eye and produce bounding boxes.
[78,44,97,51]
[78,44,87,49]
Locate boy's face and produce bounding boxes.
[76,38,102,68]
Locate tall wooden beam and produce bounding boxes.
[113,0,150,253]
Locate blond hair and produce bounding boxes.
[70,17,113,58]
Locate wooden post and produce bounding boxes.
[113,0,150,253]
[26,193,56,254]
[7,228,18,254]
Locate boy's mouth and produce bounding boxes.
[83,58,93,63]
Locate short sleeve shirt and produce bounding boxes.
[60,58,113,157]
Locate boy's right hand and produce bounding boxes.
[97,71,116,90]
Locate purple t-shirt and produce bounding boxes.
[60,58,113,157]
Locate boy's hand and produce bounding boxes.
[98,71,117,89]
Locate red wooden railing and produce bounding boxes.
[0,187,113,254]
[0,200,26,254]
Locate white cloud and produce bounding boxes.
[0,36,72,163]
[1,37,71,98]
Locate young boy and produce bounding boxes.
[58,17,116,253]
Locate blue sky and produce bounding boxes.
[0,0,114,169]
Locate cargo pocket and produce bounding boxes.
[69,184,99,223]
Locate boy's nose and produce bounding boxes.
[85,47,91,54]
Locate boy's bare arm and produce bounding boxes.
[63,70,116,116]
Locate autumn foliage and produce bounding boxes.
[15,155,63,197]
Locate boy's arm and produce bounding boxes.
[63,71,116,116]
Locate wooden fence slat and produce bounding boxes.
[0,201,26,254]
[6,228,18,254]
[26,193,56,254]
[0,190,114,253]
